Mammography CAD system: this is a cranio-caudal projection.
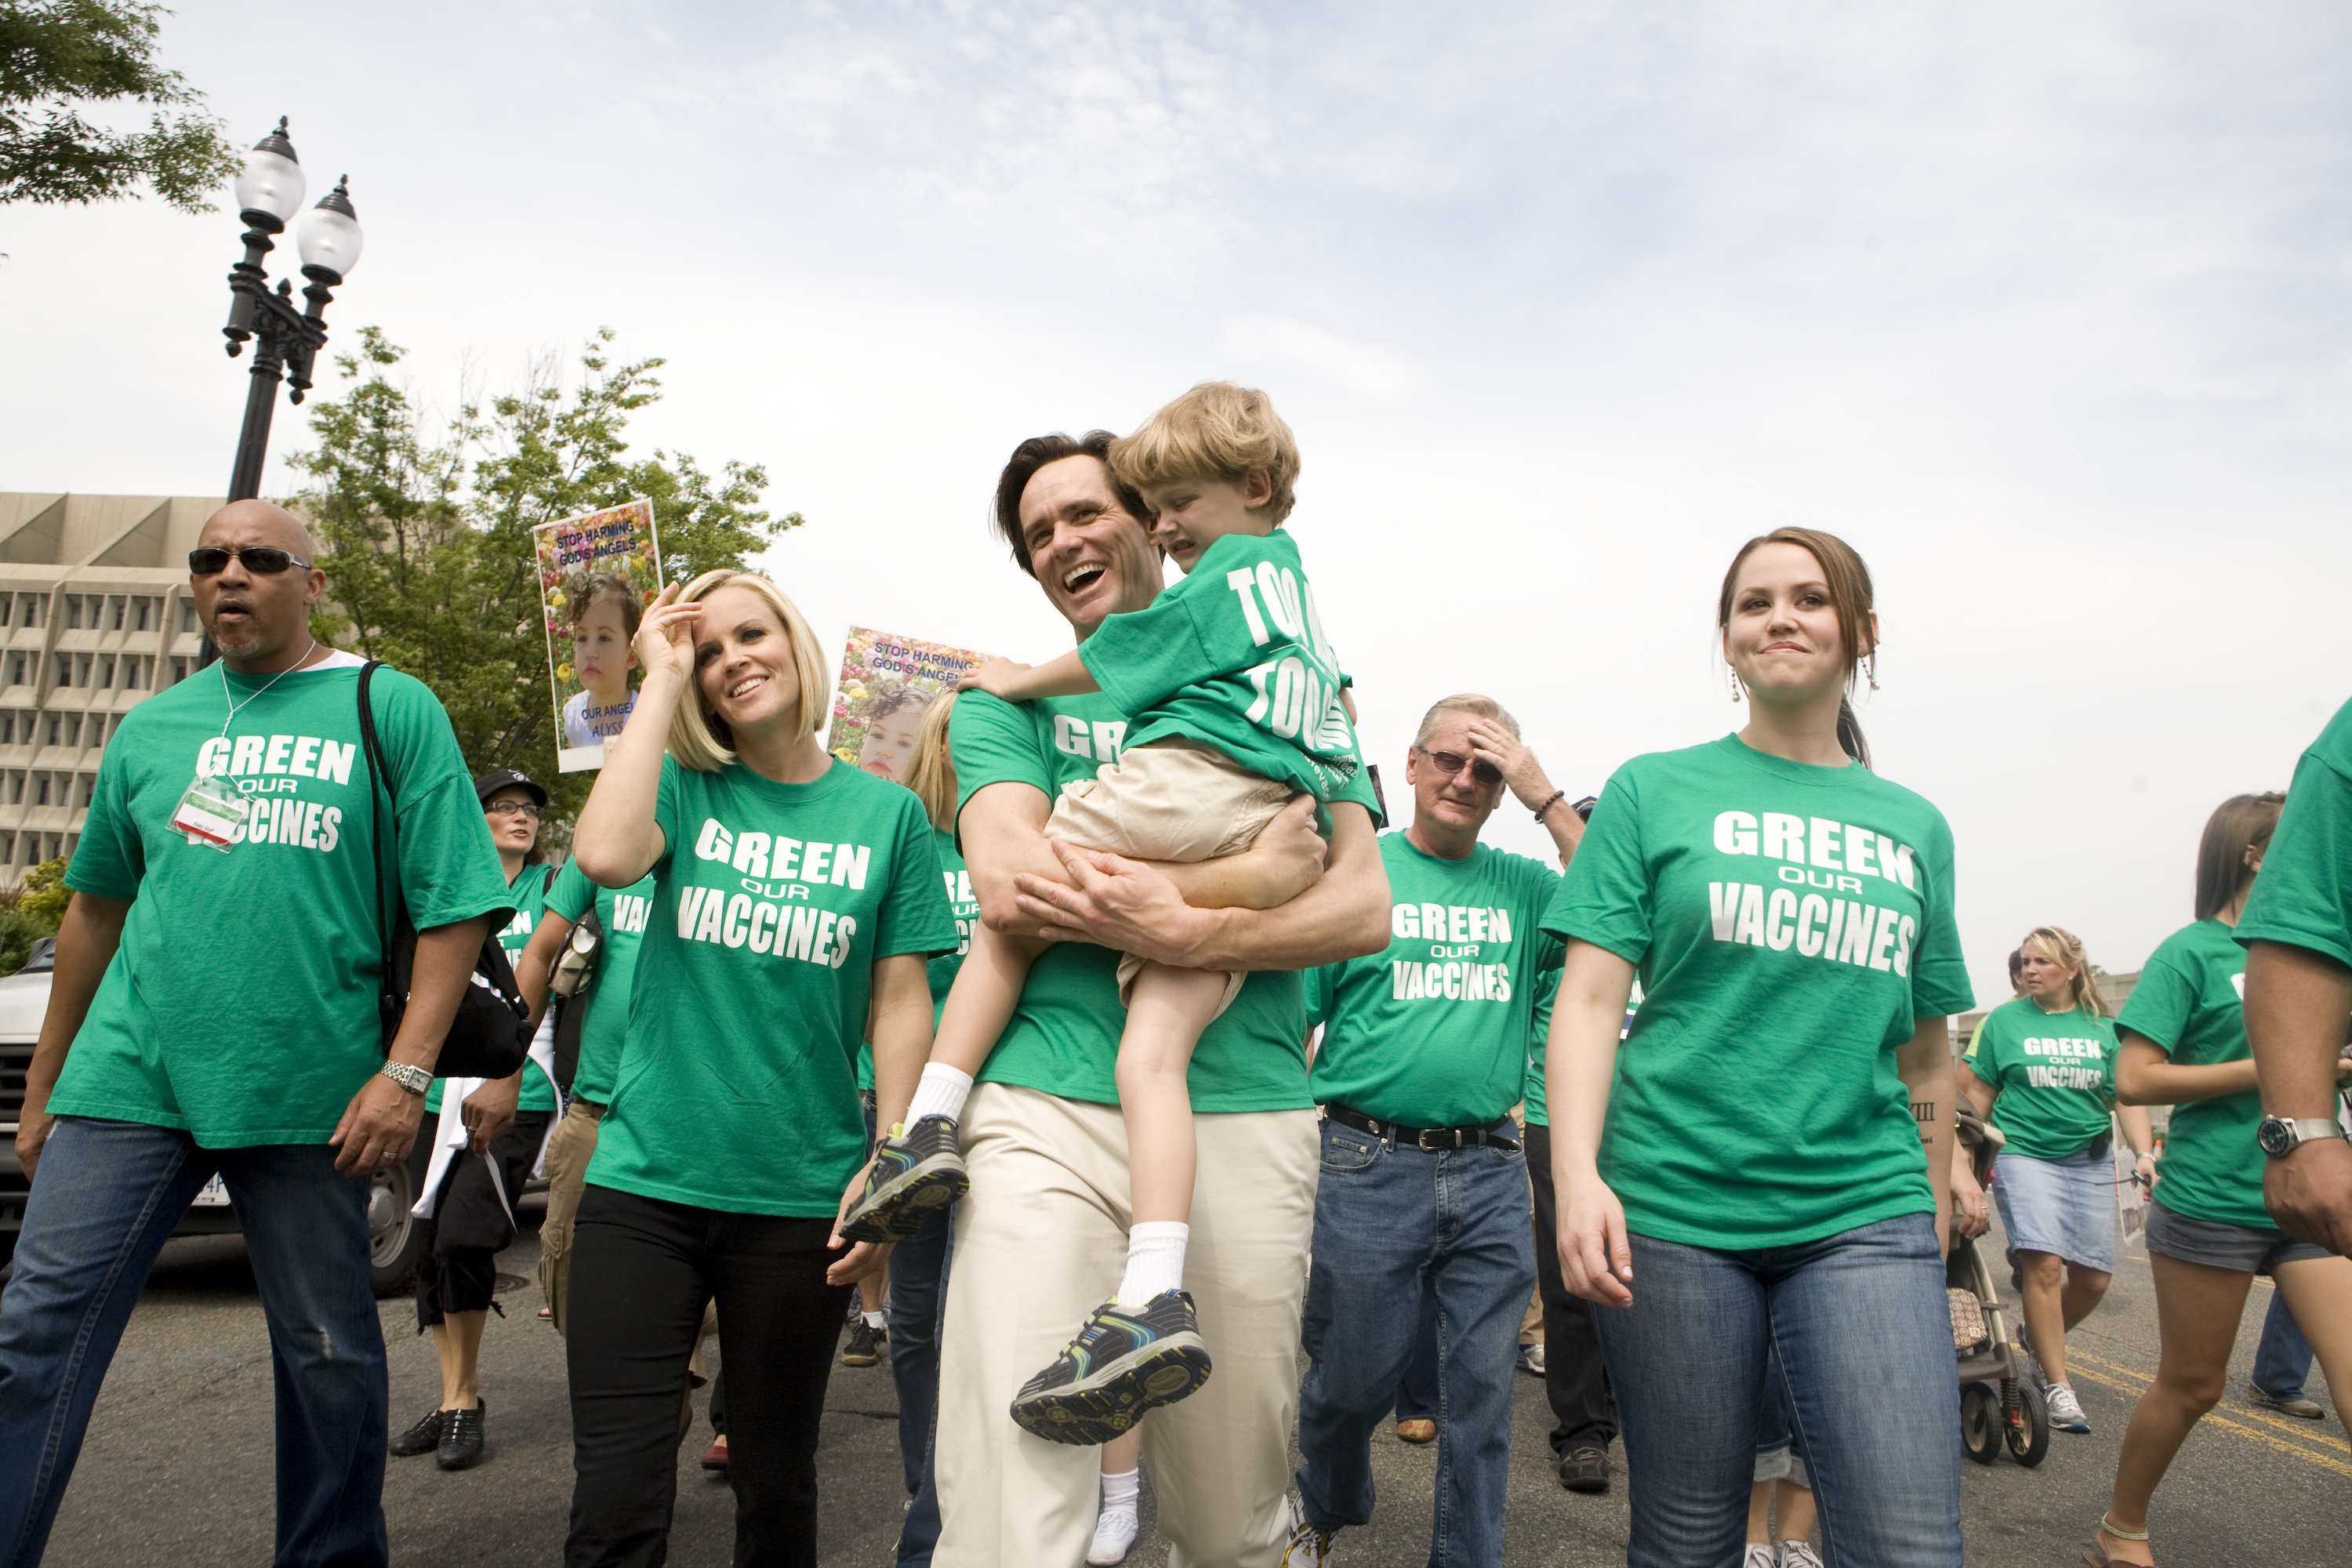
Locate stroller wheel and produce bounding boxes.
[1960,1385,2002,1465]
[2006,1378,2053,1468]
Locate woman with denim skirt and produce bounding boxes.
[1955,925,2155,1436]
[1540,527,1975,1568]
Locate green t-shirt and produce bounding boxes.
[52,654,516,1146]
[541,858,656,1106]
[1543,734,1975,1250]
[426,862,557,1114]
[2238,696,2352,970]
[929,827,979,1019]
[585,756,955,1216]
[949,688,1380,1112]
[2119,919,2269,1229]
[1078,529,1366,804]
[1302,833,1563,1126]
[1962,996,2116,1161]
[1522,956,1564,1127]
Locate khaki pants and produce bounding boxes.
[538,1097,714,1380]
[934,1083,1319,1568]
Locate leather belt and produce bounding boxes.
[1326,1103,1519,1152]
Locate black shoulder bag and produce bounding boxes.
[357,661,531,1080]
[550,902,604,1094]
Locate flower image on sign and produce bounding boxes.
[827,626,992,786]
[533,498,664,774]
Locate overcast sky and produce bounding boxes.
[5,2,2349,1006]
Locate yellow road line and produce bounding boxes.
[2063,1350,2352,1479]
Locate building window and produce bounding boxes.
[34,776,49,807]
[7,654,20,688]
[64,716,79,748]
[0,597,10,627]
[51,656,67,689]
[170,656,188,686]
[45,834,60,862]
[1,714,11,746]
[178,601,195,633]
[62,596,79,630]
[75,655,89,688]
[110,597,125,630]
[135,598,151,632]
[127,658,143,691]
[45,715,58,746]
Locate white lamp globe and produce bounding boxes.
[231,118,306,225]
[296,177,364,279]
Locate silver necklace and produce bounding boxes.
[217,637,320,740]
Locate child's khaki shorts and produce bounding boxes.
[1045,739,1298,1018]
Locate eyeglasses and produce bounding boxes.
[484,800,543,819]
[188,546,312,575]
[1420,747,1503,789]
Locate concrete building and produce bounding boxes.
[0,493,223,881]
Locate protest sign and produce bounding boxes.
[826,626,991,786]
[534,498,664,773]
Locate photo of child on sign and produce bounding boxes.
[534,498,664,773]
[826,626,992,786]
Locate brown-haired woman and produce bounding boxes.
[1955,927,2155,1436]
[1544,528,1973,1566]
[2090,793,2352,1566]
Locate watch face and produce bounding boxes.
[2257,1117,2296,1156]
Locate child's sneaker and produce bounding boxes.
[1010,1290,1213,1445]
[840,1116,968,1243]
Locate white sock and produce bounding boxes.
[906,1063,973,1127]
[1116,1221,1189,1307]
[862,1310,885,1330]
[1099,1465,1140,1514]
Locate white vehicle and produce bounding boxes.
[0,938,428,1293]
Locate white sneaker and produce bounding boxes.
[2045,1381,2091,1433]
[1516,1341,1547,1376]
[1778,1543,1825,1568]
[1283,1495,1335,1565]
[1087,1504,1139,1565]
[1743,1546,1776,1568]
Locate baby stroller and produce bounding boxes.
[1948,1094,2052,1468]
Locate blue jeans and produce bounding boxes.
[2252,1290,2315,1401]
[1590,1212,1959,1568]
[888,1201,952,1564]
[0,1116,387,1568]
[1294,1119,1534,1568]
[1394,1275,1441,1422]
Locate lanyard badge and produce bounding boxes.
[171,772,249,851]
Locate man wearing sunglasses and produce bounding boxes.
[1287,693,1588,1568]
[0,499,513,1566]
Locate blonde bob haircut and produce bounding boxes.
[1109,381,1301,526]
[2021,924,2109,1018]
[902,694,958,833]
[664,568,833,774]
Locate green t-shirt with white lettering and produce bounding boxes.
[1303,833,1562,1126]
[53,654,516,1147]
[542,858,656,1107]
[949,688,1380,1112]
[1078,529,1366,804]
[426,861,557,1114]
[929,827,979,1020]
[2238,696,2352,971]
[586,755,955,1216]
[2119,919,2268,1229]
[1543,734,1974,1250]
[1963,996,2115,1161]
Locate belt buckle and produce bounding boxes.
[1417,1127,1454,1152]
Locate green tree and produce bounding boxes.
[288,327,803,827]
[1,2,239,211]
[0,854,69,974]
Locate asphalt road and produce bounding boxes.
[25,1203,2350,1566]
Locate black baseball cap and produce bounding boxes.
[474,768,547,808]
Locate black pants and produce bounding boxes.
[564,1184,853,1568]
[408,1110,553,1329]
[1523,1123,1618,1453]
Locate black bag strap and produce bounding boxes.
[356,660,401,1040]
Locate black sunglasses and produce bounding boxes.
[1420,746,1503,789]
[188,546,312,575]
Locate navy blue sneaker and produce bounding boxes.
[1010,1290,1212,1445]
[840,1115,968,1243]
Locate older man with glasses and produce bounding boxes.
[0,499,510,1567]
[1286,693,1585,1568]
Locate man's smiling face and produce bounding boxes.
[1019,455,1164,637]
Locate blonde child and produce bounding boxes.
[558,572,642,749]
[843,383,1367,1443]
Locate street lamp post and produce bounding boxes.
[220,118,365,503]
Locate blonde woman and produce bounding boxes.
[1956,927,2154,1436]
[563,570,956,1565]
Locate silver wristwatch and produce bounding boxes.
[2256,1115,2347,1158]
[379,1060,433,1097]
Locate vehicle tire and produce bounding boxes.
[368,1159,426,1298]
[1960,1385,2002,1465]
[2007,1378,2053,1468]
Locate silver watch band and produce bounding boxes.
[379,1060,432,1096]
[2283,1116,2345,1146]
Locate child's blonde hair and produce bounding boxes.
[902,695,958,833]
[1109,381,1301,525]
[664,569,833,774]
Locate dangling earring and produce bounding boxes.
[1727,663,1744,703]
[1864,652,1880,692]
